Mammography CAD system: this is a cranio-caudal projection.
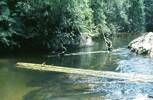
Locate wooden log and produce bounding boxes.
[16,62,153,83]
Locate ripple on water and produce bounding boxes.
[116,57,153,75]
[112,48,134,59]
[66,47,153,100]
[68,74,153,100]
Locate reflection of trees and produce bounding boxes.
[23,73,94,100]
[46,51,118,71]
[79,52,118,71]
[45,36,126,71]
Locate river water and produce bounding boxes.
[0,34,153,100]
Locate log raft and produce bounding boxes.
[16,62,153,83]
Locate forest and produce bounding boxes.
[0,0,152,52]
[1,0,153,100]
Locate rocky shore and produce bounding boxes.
[128,32,153,57]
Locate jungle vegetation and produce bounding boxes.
[0,0,152,52]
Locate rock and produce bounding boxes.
[80,33,94,47]
[128,32,153,57]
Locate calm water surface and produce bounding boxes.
[0,34,153,100]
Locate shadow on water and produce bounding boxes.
[1,34,153,100]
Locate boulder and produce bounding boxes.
[128,32,153,57]
[80,33,94,47]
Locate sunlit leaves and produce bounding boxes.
[0,0,148,50]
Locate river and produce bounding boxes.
[0,34,153,100]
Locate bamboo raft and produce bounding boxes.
[16,62,153,83]
[47,50,109,57]
[47,48,125,57]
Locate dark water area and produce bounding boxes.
[1,34,153,100]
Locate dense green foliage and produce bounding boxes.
[144,0,153,31]
[91,0,145,34]
[0,0,94,51]
[0,0,151,52]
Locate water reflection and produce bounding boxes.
[23,73,105,100]
[23,73,153,100]
[1,34,153,100]
[0,59,37,100]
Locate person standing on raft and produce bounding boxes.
[103,32,113,52]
